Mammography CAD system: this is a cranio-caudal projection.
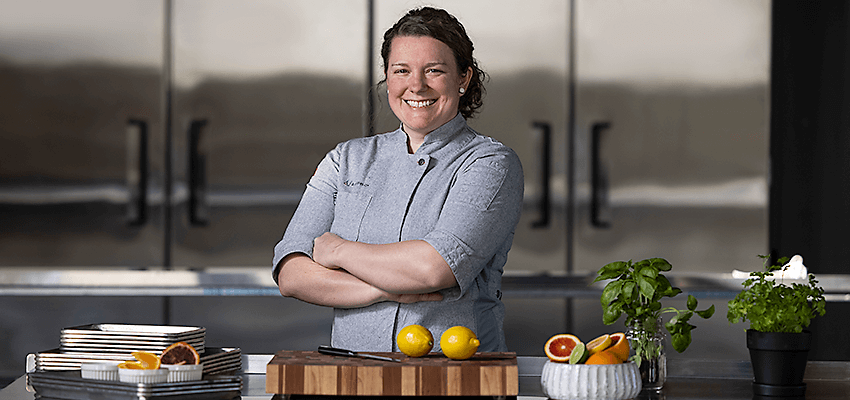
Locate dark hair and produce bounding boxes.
[379,7,486,119]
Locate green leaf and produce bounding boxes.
[603,306,623,325]
[601,280,624,306]
[593,261,628,282]
[671,331,692,353]
[637,276,656,299]
[687,295,698,311]
[649,258,672,271]
[697,305,715,319]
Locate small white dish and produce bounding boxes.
[540,360,642,400]
[80,363,118,381]
[163,363,203,382]
[118,368,168,384]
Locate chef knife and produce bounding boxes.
[318,345,401,362]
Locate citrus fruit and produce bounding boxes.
[585,350,622,365]
[544,333,582,362]
[440,326,480,360]
[117,361,144,369]
[586,333,612,355]
[160,341,200,365]
[131,351,161,370]
[607,332,630,362]
[568,341,589,364]
[397,324,434,357]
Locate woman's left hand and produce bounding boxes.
[313,232,346,269]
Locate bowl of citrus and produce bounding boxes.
[540,332,641,400]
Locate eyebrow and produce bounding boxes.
[390,61,449,68]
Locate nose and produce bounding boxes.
[409,70,427,93]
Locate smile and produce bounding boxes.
[404,99,437,108]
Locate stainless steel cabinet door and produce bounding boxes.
[170,0,369,267]
[570,0,771,359]
[0,0,166,267]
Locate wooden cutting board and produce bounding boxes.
[266,350,518,396]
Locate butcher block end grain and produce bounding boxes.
[266,350,518,396]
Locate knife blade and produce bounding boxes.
[318,345,401,362]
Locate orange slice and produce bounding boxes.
[131,351,161,370]
[585,350,622,365]
[607,332,630,362]
[117,361,145,369]
[544,333,582,363]
[586,333,612,355]
[160,341,200,365]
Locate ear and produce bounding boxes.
[459,66,473,93]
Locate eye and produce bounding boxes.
[427,68,444,74]
[392,68,409,74]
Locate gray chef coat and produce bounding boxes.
[272,113,523,352]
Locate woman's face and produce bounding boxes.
[386,35,471,138]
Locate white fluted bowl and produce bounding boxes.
[540,360,642,400]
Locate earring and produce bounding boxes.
[459,87,466,94]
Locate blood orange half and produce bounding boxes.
[160,341,200,365]
[544,333,582,362]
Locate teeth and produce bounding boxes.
[405,99,436,108]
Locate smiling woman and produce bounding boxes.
[272,7,523,354]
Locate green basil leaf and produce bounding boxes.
[697,304,716,319]
[649,258,672,271]
[687,295,698,311]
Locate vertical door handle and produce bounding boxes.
[591,122,611,229]
[126,119,148,226]
[188,119,209,226]
[531,121,551,228]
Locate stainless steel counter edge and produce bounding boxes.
[8,354,849,400]
[2,268,850,300]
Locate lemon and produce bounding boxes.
[586,333,612,356]
[440,326,480,360]
[397,324,434,357]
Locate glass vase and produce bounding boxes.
[627,317,667,392]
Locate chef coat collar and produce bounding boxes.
[396,113,469,155]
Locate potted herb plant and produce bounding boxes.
[727,254,826,397]
[594,257,715,392]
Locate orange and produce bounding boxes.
[131,351,161,369]
[160,341,200,365]
[585,350,622,365]
[117,361,145,369]
[544,334,582,363]
[586,334,612,355]
[607,332,630,362]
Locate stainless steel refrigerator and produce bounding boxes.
[0,0,770,376]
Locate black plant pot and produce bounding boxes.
[746,329,811,398]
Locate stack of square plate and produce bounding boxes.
[35,324,242,376]
[35,347,242,375]
[60,324,205,354]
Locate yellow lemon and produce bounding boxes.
[440,326,480,360]
[397,324,434,357]
[586,333,612,356]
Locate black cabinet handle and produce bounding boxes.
[188,119,208,226]
[531,121,552,228]
[591,122,610,229]
[126,119,148,226]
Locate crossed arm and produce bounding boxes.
[276,235,454,308]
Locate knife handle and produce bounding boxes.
[318,345,356,357]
